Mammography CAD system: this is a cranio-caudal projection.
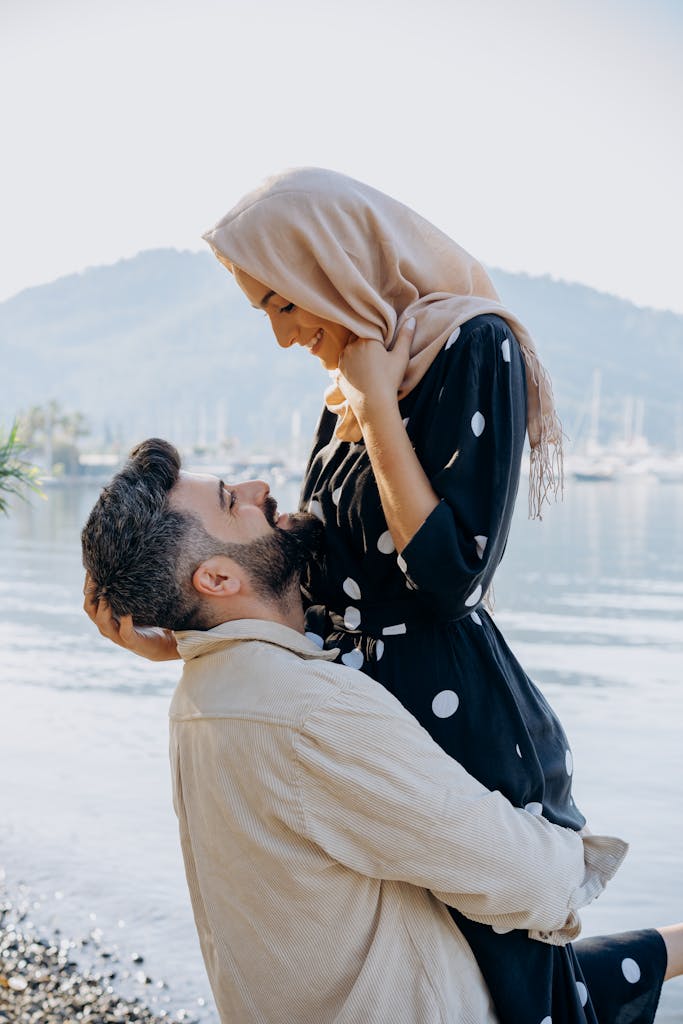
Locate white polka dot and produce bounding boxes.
[445,327,461,350]
[515,744,522,758]
[344,606,361,630]
[331,486,342,506]
[471,411,485,437]
[402,417,410,428]
[341,648,364,670]
[501,338,511,363]
[491,923,513,935]
[396,554,408,574]
[308,499,324,520]
[342,577,361,600]
[576,981,588,1007]
[432,690,460,718]
[304,631,324,649]
[474,534,488,559]
[470,611,482,625]
[377,530,396,554]
[540,1017,552,1024]
[382,623,407,636]
[438,386,445,402]
[375,639,384,660]
[524,801,543,816]
[621,958,641,984]
[464,584,482,607]
[565,749,574,776]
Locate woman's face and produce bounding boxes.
[233,268,353,371]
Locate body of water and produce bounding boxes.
[1,475,682,1021]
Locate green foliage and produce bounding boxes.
[0,422,43,514]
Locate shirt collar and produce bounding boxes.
[174,618,339,663]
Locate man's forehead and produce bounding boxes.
[178,469,217,486]
[169,470,218,506]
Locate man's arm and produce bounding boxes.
[294,674,626,942]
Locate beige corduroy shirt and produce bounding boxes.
[169,619,627,1024]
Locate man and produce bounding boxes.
[82,438,626,1024]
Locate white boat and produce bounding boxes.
[568,371,619,480]
[653,455,683,483]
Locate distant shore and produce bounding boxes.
[0,886,202,1024]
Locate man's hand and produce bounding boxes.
[83,573,181,661]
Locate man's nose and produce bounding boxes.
[235,479,270,505]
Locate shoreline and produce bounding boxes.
[0,884,204,1024]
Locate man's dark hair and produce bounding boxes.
[81,438,219,630]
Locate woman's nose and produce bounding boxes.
[271,319,297,349]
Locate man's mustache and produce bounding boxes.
[263,495,279,527]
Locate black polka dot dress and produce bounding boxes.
[300,314,667,1024]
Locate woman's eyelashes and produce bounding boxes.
[262,301,295,317]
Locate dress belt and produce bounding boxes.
[326,598,451,639]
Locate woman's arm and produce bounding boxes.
[337,320,440,552]
[337,316,527,615]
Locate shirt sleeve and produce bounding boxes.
[293,677,627,942]
[396,316,527,618]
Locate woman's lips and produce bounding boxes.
[304,328,324,356]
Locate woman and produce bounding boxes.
[202,168,680,1024]
[89,168,681,1022]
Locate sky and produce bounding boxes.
[2,0,682,313]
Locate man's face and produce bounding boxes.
[170,471,284,545]
[169,471,323,603]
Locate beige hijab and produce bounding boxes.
[203,167,562,518]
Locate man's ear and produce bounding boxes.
[192,556,242,598]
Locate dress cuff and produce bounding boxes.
[397,502,482,613]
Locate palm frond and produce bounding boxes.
[0,422,44,514]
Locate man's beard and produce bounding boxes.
[218,511,324,607]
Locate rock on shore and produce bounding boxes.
[0,890,199,1024]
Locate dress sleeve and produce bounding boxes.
[294,678,627,941]
[396,316,528,618]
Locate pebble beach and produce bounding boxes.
[0,885,200,1024]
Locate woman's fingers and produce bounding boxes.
[389,315,416,376]
[83,572,179,661]
[83,572,98,619]
[83,572,127,645]
[336,316,417,417]
[116,614,136,641]
[395,315,416,347]
[93,597,123,643]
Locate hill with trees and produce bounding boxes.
[2,249,681,454]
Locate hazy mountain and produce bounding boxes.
[2,249,681,451]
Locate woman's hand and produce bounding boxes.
[83,573,181,661]
[337,317,415,424]
[334,316,438,551]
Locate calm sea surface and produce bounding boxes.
[1,475,682,1022]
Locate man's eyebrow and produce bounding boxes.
[218,478,226,511]
[258,290,275,309]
